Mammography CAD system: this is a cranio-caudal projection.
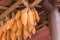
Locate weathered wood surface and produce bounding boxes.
[27,27,51,40]
[0,0,12,6]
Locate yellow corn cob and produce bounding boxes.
[27,9,35,32]
[16,20,22,32]
[11,23,18,33]
[21,8,28,26]
[0,29,3,40]
[16,30,22,40]
[16,20,23,40]
[15,11,21,20]
[2,32,7,40]
[31,9,36,21]
[7,30,11,40]
[23,25,30,40]
[31,9,37,26]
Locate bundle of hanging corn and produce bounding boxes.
[0,8,40,40]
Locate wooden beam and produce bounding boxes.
[29,0,41,8]
[0,0,22,19]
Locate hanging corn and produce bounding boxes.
[0,7,40,40]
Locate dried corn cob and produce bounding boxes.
[21,8,28,26]
[31,9,36,21]
[1,18,15,32]
[7,29,11,40]
[0,29,3,40]
[15,10,22,40]
[16,30,22,40]
[23,25,30,40]
[11,22,18,33]
[2,32,7,40]
[15,11,21,20]
[10,32,17,40]
[27,8,35,32]
[16,20,23,40]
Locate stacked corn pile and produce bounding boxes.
[0,8,40,40]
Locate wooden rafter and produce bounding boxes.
[0,0,22,19]
[29,0,41,8]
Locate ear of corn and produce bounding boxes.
[11,23,18,33]
[7,30,11,40]
[15,11,21,20]
[23,25,30,40]
[0,29,3,40]
[10,32,17,40]
[2,32,7,40]
[27,9,35,27]
[21,8,28,26]
[1,18,15,32]
[16,20,23,40]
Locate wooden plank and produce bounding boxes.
[29,0,41,8]
[0,0,22,19]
